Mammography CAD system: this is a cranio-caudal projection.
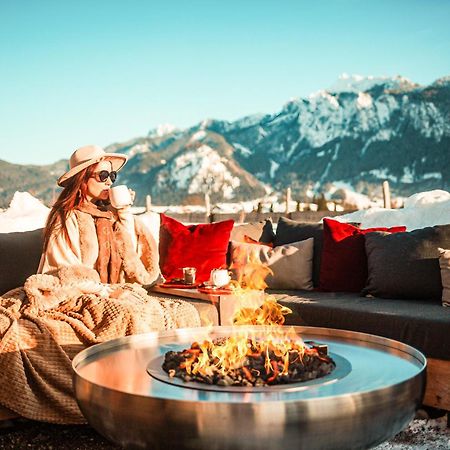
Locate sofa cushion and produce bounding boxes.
[159,214,234,283]
[272,290,449,360]
[363,225,450,300]
[230,219,275,244]
[319,219,406,293]
[229,238,314,290]
[440,248,450,307]
[0,229,44,295]
[274,218,323,287]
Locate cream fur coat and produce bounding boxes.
[38,207,163,286]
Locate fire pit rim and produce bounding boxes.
[72,325,426,402]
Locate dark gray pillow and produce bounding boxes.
[274,217,323,287]
[230,219,275,244]
[0,228,44,295]
[363,225,450,300]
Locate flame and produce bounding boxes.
[230,245,273,291]
[185,328,307,379]
[180,246,312,383]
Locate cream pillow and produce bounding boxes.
[229,238,314,290]
[439,248,450,307]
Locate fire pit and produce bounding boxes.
[73,326,426,449]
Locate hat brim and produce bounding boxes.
[57,153,128,187]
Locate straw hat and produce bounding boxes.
[58,145,128,187]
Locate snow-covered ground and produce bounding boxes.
[0,190,449,233]
[336,189,450,230]
[0,192,50,233]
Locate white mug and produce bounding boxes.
[210,269,231,288]
[109,185,132,209]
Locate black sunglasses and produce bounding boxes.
[94,170,117,183]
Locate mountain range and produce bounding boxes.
[1,74,449,208]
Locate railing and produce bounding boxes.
[148,210,353,224]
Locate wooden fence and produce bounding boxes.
[149,210,354,224]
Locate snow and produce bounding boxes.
[422,172,442,180]
[233,143,252,157]
[0,192,50,233]
[336,190,450,231]
[368,168,397,183]
[357,92,373,109]
[269,160,279,178]
[400,167,414,183]
[328,73,414,94]
[325,181,380,210]
[156,145,241,200]
[123,143,149,158]
[148,123,178,138]
[308,90,340,109]
[374,416,450,450]
[190,130,206,142]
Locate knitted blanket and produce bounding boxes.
[0,266,200,424]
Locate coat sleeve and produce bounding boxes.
[37,213,83,274]
[115,206,138,250]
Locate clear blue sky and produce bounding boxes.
[1,0,449,165]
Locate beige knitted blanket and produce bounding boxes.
[0,266,200,424]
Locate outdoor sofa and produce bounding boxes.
[0,215,449,421]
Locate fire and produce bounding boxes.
[162,244,336,386]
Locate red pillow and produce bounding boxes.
[159,214,234,283]
[319,218,406,292]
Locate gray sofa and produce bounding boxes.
[0,220,449,414]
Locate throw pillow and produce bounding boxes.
[159,214,234,283]
[439,248,450,307]
[230,219,275,244]
[362,225,450,300]
[319,218,406,293]
[229,238,314,290]
[274,217,324,287]
[0,228,44,295]
[243,235,273,247]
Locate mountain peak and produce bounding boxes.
[327,73,416,94]
[148,123,178,138]
[431,75,450,87]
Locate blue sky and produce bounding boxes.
[1,0,450,165]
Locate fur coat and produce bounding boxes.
[38,207,163,287]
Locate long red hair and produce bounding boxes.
[43,165,97,252]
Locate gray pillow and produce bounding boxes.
[230,219,275,244]
[229,238,314,290]
[274,217,323,287]
[363,225,450,300]
[0,228,44,295]
[439,248,450,307]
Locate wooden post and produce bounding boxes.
[382,181,391,209]
[238,207,246,224]
[204,193,211,221]
[285,187,291,214]
[145,195,152,212]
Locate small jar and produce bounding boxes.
[182,267,196,285]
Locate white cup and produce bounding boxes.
[210,269,231,288]
[109,185,132,209]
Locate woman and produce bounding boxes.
[38,144,161,286]
[0,145,199,424]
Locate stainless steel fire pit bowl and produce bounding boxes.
[73,326,426,450]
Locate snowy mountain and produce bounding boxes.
[0,74,449,207]
[204,74,449,201]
